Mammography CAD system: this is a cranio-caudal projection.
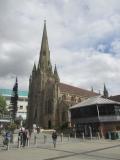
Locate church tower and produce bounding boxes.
[27,21,60,129]
[27,21,98,130]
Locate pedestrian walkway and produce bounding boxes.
[0,133,120,160]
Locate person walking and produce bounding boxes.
[52,130,57,148]
[25,129,30,146]
[18,128,23,147]
[22,130,27,147]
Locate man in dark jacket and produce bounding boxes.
[52,131,57,148]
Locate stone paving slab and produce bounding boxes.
[0,134,120,160]
[0,148,70,160]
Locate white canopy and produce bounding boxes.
[70,96,120,109]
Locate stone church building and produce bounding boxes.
[27,21,98,129]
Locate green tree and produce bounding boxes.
[0,95,6,114]
[10,77,18,120]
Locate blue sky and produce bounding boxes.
[0,0,120,95]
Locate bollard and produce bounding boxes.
[18,136,20,148]
[89,126,92,140]
[82,132,85,140]
[6,139,10,151]
[97,132,100,140]
[60,133,63,142]
[34,135,37,145]
[7,143,9,151]
[44,135,47,144]
[74,132,76,139]
[27,138,30,147]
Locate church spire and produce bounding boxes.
[39,20,51,70]
[54,64,60,82]
[103,83,108,98]
[32,63,36,72]
[91,86,93,92]
[32,63,36,77]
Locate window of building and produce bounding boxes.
[20,106,23,110]
[115,105,120,115]
[45,100,53,114]
[71,96,76,101]
[48,100,53,114]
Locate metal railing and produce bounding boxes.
[75,115,120,123]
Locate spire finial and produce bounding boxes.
[91,86,93,92]
[33,62,36,72]
[39,20,51,70]
[16,76,18,83]
[44,19,46,24]
[54,64,60,82]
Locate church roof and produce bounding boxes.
[109,95,120,102]
[70,96,120,109]
[59,83,98,97]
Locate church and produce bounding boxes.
[27,21,98,129]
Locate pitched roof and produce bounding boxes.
[70,96,120,109]
[59,83,98,97]
[109,95,120,102]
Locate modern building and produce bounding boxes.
[27,21,98,129]
[70,96,120,137]
[0,88,28,120]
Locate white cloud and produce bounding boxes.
[0,0,120,95]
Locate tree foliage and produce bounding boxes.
[10,77,18,120]
[0,95,6,113]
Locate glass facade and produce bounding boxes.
[71,104,120,119]
[71,105,98,119]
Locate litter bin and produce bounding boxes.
[111,132,117,140]
[117,131,120,139]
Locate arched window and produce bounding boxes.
[48,100,53,114]
[78,98,81,102]
[62,94,66,100]
[62,111,66,121]
[71,96,75,101]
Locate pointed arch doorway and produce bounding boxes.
[48,120,52,129]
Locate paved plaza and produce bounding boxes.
[0,133,120,160]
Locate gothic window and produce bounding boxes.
[78,98,81,102]
[71,96,75,101]
[62,111,66,122]
[48,100,53,114]
[45,100,53,114]
[62,94,66,100]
